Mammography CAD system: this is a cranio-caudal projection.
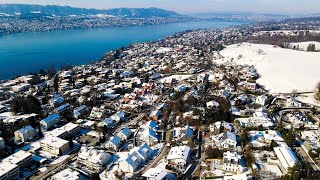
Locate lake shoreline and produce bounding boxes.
[0,20,246,80]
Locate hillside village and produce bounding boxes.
[0,25,320,180]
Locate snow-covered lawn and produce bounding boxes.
[289,41,320,51]
[296,93,320,107]
[218,43,320,93]
[159,74,193,83]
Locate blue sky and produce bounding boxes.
[1,0,319,15]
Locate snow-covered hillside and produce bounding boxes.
[216,43,320,93]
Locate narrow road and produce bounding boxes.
[31,154,77,180]
[141,145,169,174]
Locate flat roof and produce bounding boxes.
[46,123,79,137]
[41,136,68,148]
[0,161,18,177]
[2,150,32,165]
[51,168,80,180]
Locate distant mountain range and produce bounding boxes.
[0,4,182,18]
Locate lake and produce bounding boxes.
[0,20,245,80]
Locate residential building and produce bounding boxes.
[118,127,132,141]
[51,168,80,180]
[167,146,190,169]
[120,151,142,173]
[2,150,33,170]
[77,146,112,173]
[14,125,35,144]
[73,105,88,119]
[173,125,194,142]
[40,114,61,131]
[274,146,299,173]
[142,168,168,180]
[89,107,107,120]
[140,128,159,146]
[213,131,237,149]
[0,162,19,180]
[46,122,80,140]
[223,151,242,172]
[54,103,72,114]
[120,143,153,173]
[105,135,122,151]
[256,95,268,106]
[150,110,163,121]
[40,136,70,155]
[0,137,5,149]
[49,94,64,107]
[11,83,31,92]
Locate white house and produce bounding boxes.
[40,136,70,155]
[140,128,159,146]
[213,131,237,149]
[105,135,122,151]
[73,105,88,119]
[77,146,112,173]
[206,101,220,109]
[223,151,242,172]
[14,125,35,144]
[51,168,80,180]
[142,168,168,180]
[89,107,107,120]
[167,146,190,169]
[248,111,274,128]
[256,95,268,106]
[274,146,299,173]
[173,125,195,142]
[120,143,153,173]
[40,114,61,131]
[118,127,132,141]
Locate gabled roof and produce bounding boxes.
[274,145,299,170]
[222,131,237,142]
[42,114,60,124]
[126,152,141,168]
[17,125,34,134]
[119,127,132,138]
[78,146,111,164]
[145,128,158,140]
[115,111,126,120]
[146,120,160,131]
[137,143,153,160]
[110,135,122,147]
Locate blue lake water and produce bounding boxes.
[0,20,246,80]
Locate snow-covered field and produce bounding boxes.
[289,41,320,51]
[218,43,320,93]
[159,74,193,83]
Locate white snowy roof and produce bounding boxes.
[167,146,190,161]
[2,150,32,165]
[0,161,18,177]
[274,146,299,170]
[40,136,68,148]
[142,168,168,180]
[51,168,80,180]
[78,146,111,164]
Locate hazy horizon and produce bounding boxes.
[0,0,319,15]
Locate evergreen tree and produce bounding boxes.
[90,173,100,180]
[38,126,43,138]
[69,134,74,148]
